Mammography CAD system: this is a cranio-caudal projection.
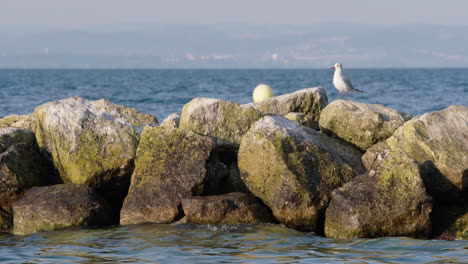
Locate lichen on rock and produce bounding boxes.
[325,151,432,239]
[179,97,263,145]
[120,126,217,225]
[238,115,364,232]
[319,100,412,151]
[254,87,328,130]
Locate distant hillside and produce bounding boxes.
[0,23,467,68]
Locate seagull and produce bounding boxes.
[331,63,363,99]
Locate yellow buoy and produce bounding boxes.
[253,84,274,103]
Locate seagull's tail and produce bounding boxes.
[352,88,364,93]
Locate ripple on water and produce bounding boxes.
[1,224,467,263]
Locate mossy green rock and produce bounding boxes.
[238,115,365,231]
[120,126,217,225]
[34,96,157,186]
[255,87,328,130]
[181,193,275,225]
[0,113,38,132]
[0,128,52,214]
[180,97,263,145]
[363,105,468,200]
[325,152,432,239]
[13,184,112,235]
[319,100,412,151]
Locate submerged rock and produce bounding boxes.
[13,184,112,235]
[319,100,412,151]
[34,96,158,216]
[238,115,365,231]
[120,126,217,225]
[363,105,468,200]
[255,87,328,130]
[181,193,275,225]
[325,152,432,239]
[0,128,53,216]
[180,98,262,145]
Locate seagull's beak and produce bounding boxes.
[331,67,335,69]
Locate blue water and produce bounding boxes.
[0,69,467,263]
[0,69,467,121]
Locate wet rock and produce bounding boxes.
[238,115,365,231]
[325,152,432,239]
[160,112,181,128]
[34,96,158,215]
[120,126,217,225]
[363,105,468,200]
[319,100,412,151]
[13,184,112,235]
[179,97,263,145]
[255,87,328,130]
[181,193,275,224]
[0,128,53,214]
[0,208,12,233]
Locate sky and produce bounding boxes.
[1,0,467,29]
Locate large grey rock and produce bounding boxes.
[325,151,432,239]
[34,96,158,214]
[363,105,468,200]
[238,115,365,231]
[319,100,412,151]
[13,184,112,235]
[255,87,328,130]
[120,126,217,225]
[181,193,275,225]
[180,98,263,145]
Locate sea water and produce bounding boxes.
[0,69,467,263]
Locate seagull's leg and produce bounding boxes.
[338,92,341,99]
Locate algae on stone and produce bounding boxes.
[33,96,158,216]
[363,105,468,199]
[120,126,217,225]
[238,115,365,231]
[160,112,181,128]
[255,87,328,130]
[319,100,412,151]
[181,193,275,225]
[179,97,263,145]
[325,152,432,239]
[13,184,112,235]
[0,113,38,132]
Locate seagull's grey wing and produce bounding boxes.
[342,76,354,89]
[343,76,363,92]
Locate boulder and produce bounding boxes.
[319,100,412,151]
[325,152,432,239]
[0,128,53,213]
[34,96,158,215]
[363,105,468,200]
[120,126,217,225]
[160,112,181,128]
[0,113,38,132]
[179,98,263,145]
[254,87,328,130]
[238,115,365,231]
[181,193,275,225]
[13,184,112,235]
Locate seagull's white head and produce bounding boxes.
[331,63,342,70]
